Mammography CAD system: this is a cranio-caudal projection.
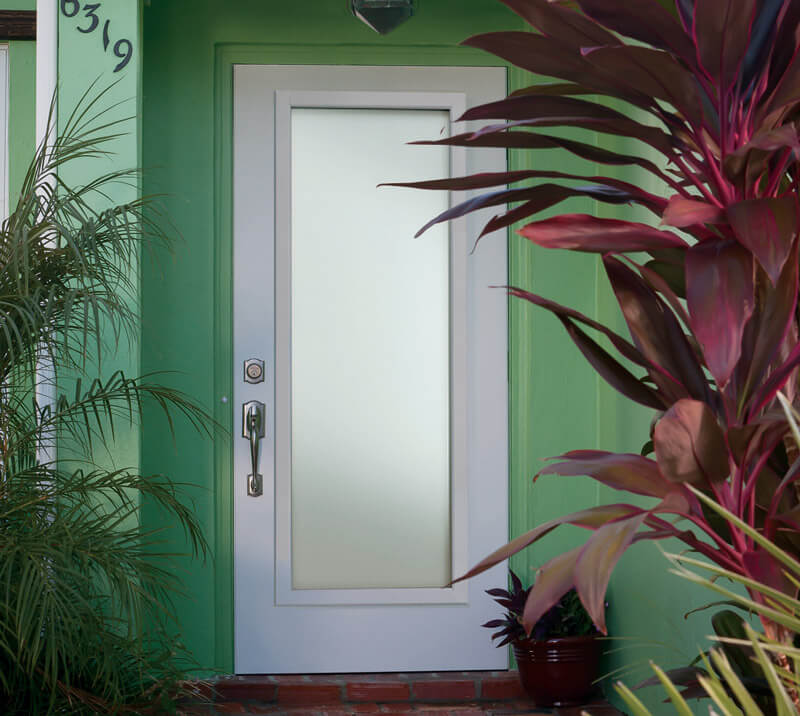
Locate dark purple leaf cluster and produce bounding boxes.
[482,571,598,645]
[400,0,800,646]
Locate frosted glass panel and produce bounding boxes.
[290,107,451,589]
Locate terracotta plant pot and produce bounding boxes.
[512,634,602,707]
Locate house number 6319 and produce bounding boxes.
[60,0,133,73]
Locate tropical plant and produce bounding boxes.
[0,89,212,714]
[483,570,597,646]
[387,0,800,662]
[617,473,800,716]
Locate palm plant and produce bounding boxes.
[0,88,212,714]
[387,0,800,666]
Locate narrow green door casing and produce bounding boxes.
[140,0,712,690]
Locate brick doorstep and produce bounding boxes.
[212,671,524,705]
[179,700,616,716]
[186,672,619,716]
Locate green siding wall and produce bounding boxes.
[139,0,711,698]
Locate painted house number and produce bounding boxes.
[60,0,133,73]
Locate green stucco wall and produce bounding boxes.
[2,0,34,210]
[55,1,142,493]
[136,0,712,702]
[8,39,34,209]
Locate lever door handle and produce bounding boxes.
[242,400,265,497]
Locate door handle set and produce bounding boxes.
[242,400,265,497]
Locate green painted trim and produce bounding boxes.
[212,43,235,675]
[7,39,34,212]
[212,43,510,673]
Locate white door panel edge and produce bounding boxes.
[233,64,508,674]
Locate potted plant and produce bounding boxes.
[484,570,602,706]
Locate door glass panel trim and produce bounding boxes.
[274,89,468,606]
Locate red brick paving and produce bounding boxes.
[412,681,476,702]
[347,683,412,702]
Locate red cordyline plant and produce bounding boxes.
[389,0,800,651]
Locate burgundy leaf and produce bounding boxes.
[575,0,698,70]
[728,197,798,285]
[739,0,784,94]
[653,399,730,485]
[468,116,676,158]
[413,183,641,240]
[481,619,507,628]
[746,337,800,416]
[480,201,549,238]
[763,45,800,118]
[519,215,688,253]
[774,505,800,532]
[522,547,582,635]
[575,513,647,634]
[561,319,666,410]
[723,126,800,187]
[508,82,599,98]
[413,131,677,189]
[738,242,799,408]
[604,256,710,404]
[685,239,755,387]
[742,549,796,596]
[693,0,757,90]
[662,196,725,228]
[412,184,569,238]
[485,588,511,598]
[498,0,619,49]
[379,170,546,192]
[480,181,664,234]
[458,92,625,124]
[452,504,645,584]
[461,33,654,114]
[537,450,674,499]
[507,287,650,367]
[581,45,705,125]
[643,259,686,298]
[637,261,691,327]
[763,3,800,104]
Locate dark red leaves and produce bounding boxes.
[662,196,725,227]
[693,0,757,90]
[575,0,697,69]
[653,399,729,485]
[562,321,666,410]
[452,504,645,585]
[685,240,755,387]
[574,513,647,633]
[537,450,674,498]
[728,197,798,285]
[519,215,688,253]
[458,92,624,123]
[581,45,705,125]
[498,0,619,49]
[604,256,710,404]
[738,243,799,411]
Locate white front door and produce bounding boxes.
[232,64,508,674]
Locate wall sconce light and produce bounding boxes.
[350,0,415,35]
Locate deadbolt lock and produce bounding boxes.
[244,358,265,384]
